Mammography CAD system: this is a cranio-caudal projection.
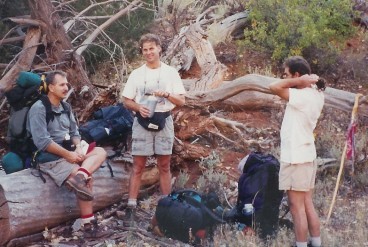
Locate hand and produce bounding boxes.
[297,74,319,89]
[139,105,151,118]
[153,90,169,98]
[65,151,85,164]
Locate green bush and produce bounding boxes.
[241,0,358,63]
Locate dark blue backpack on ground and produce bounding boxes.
[155,189,225,244]
[226,152,283,239]
[79,104,133,146]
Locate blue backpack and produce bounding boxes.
[79,104,133,147]
[227,152,284,239]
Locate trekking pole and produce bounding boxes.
[326,93,362,223]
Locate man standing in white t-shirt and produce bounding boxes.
[121,33,186,226]
[269,56,324,247]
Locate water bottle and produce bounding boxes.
[146,95,158,118]
[242,203,254,216]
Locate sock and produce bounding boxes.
[81,214,95,225]
[296,242,308,247]
[310,236,322,247]
[127,199,137,208]
[77,168,91,180]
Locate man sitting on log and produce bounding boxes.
[27,70,107,238]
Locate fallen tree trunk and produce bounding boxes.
[184,74,367,117]
[0,160,159,246]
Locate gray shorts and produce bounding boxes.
[131,116,174,156]
[39,159,79,187]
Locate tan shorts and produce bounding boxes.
[39,159,79,187]
[279,161,317,191]
[131,116,174,156]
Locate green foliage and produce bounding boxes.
[197,151,221,170]
[196,168,227,194]
[240,0,358,63]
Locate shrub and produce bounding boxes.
[240,0,358,64]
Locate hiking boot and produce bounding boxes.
[65,174,93,201]
[82,219,114,239]
[121,207,136,227]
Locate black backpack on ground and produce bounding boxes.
[154,189,225,244]
[226,152,284,239]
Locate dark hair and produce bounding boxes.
[45,70,67,85]
[283,56,311,76]
[139,33,161,50]
[284,56,326,90]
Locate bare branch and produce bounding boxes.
[54,0,79,8]
[0,27,41,96]
[0,36,25,46]
[5,17,46,28]
[63,0,126,32]
[195,5,219,23]
[73,15,115,20]
[75,0,142,56]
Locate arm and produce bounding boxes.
[154,91,185,106]
[269,74,319,101]
[45,141,83,163]
[122,96,151,118]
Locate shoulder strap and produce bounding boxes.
[40,95,71,125]
[60,100,71,117]
[40,95,53,125]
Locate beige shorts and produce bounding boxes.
[131,116,174,156]
[279,161,317,191]
[39,159,79,187]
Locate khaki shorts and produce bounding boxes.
[279,161,317,191]
[131,116,174,156]
[39,159,79,187]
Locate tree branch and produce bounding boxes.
[4,17,46,28]
[0,26,41,97]
[63,0,126,32]
[75,0,142,55]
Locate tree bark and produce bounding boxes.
[185,22,227,91]
[0,161,159,246]
[162,11,248,73]
[27,0,96,101]
[0,26,41,96]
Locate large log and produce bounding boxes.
[0,160,159,246]
[184,74,367,117]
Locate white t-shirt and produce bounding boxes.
[280,87,324,163]
[121,62,186,112]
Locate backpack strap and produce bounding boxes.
[39,95,71,125]
[171,189,225,224]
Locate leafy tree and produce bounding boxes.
[240,0,358,65]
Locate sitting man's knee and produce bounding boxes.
[94,147,107,159]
